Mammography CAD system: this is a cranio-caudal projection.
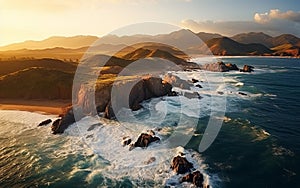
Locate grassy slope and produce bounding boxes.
[0,67,74,99]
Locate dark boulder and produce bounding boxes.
[52,107,85,134]
[122,136,132,146]
[51,118,62,132]
[168,91,178,96]
[171,156,193,174]
[195,84,202,88]
[132,133,160,149]
[225,63,239,71]
[238,91,248,96]
[181,171,205,188]
[144,77,172,97]
[104,101,115,119]
[38,119,52,126]
[240,65,254,72]
[191,78,199,83]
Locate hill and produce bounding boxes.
[0,67,74,99]
[205,37,273,55]
[0,35,98,51]
[0,58,77,76]
[196,32,223,42]
[231,32,273,47]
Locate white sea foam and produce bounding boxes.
[64,116,213,187]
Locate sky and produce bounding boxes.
[0,0,300,46]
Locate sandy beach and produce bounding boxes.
[0,99,71,115]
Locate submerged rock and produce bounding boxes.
[184,92,201,99]
[171,155,193,174]
[38,119,52,126]
[144,157,156,165]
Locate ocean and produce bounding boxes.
[0,57,299,187]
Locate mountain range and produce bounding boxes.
[0,30,299,58]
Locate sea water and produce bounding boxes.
[0,57,299,187]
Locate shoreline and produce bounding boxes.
[0,99,71,115]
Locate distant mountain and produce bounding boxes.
[205,37,273,55]
[231,32,273,47]
[231,32,300,48]
[121,48,187,65]
[196,32,223,42]
[0,35,99,51]
[271,34,300,47]
[1,30,299,57]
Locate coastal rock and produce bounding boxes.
[168,91,178,96]
[163,73,192,90]
[238,91,248,96]
[195,84,202,88]
[225,63,239,71]
[131,133,160,149]
[184,92,201,99]
[202,61,239,72]
[145,77,172,97]
[51,118,62,132]
[52,106,85,134]
[181,171,205,188]
[104,101,115,119]
[240,65,254,72]
[122,136,132,146]
[171,155,193,174]
[56,76,174,134]
[38,119,52,126]
[144,157,156,165]
[191,78,199,83]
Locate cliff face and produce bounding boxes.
[52,76,173,134]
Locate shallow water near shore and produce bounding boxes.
[0,57,300,187]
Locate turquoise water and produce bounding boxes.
[0,57,299,187]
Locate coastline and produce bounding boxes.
[0,99,71,115]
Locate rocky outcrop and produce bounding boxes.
[202,61,254,73]
[225,63,239,71]
[240,65,254,72]
[171,156,194,174]
[54,76,173,134]
[122,136,132,146]
[201,61,238,72]
[130,133,160,149]
[163,73,192,90]
[38,119,52,126]
[51,106,85,134]
[181,171,205,188]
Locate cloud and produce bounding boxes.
[181,9,300,37]
[254,9,300,23]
